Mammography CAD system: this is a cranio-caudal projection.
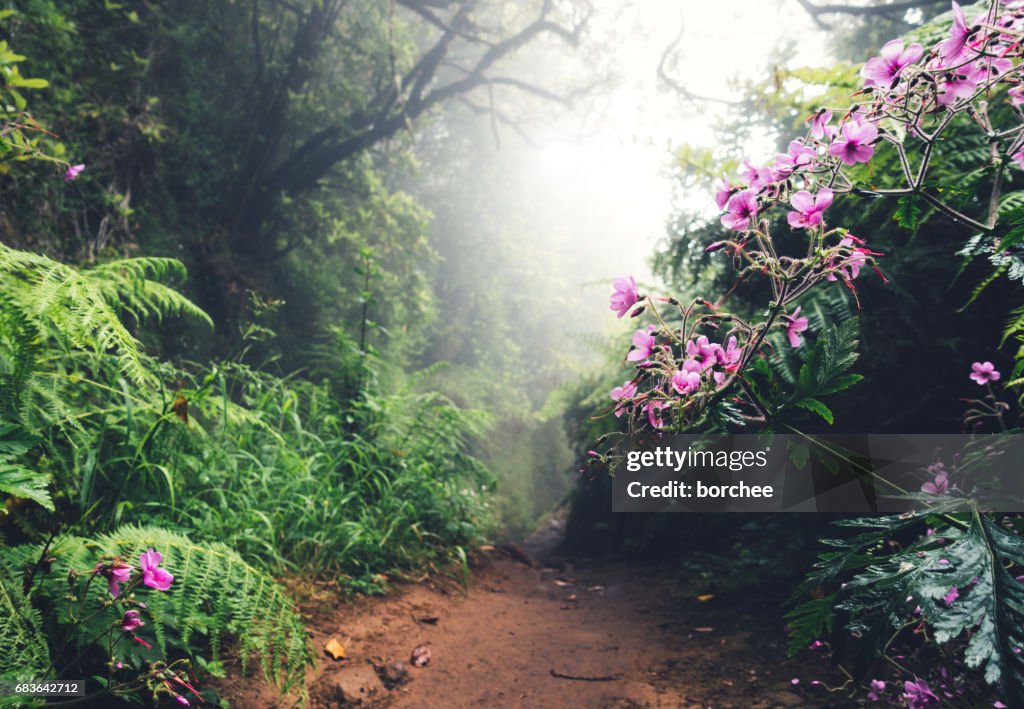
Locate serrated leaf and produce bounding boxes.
[0,463,53,510]
[788,440,810,469]
[796,398,834,424]
[790,509,1024,701]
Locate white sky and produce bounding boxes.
[524,0,833,289]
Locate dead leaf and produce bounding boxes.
[553,579,574,587]
[413,615,439,625]
[411,644,431,667]
[586,585,605,592]
[324,637,346,660]
[692,627,714,633]
[172,395,188,424]
[565,594,577,602]
[696,594,716,602]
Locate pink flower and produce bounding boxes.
[63,164,85,182]
[97,560,134,598]
[861,39,923,87]
[627,329,657,363]
[120,609,144,632]
[829,119,878,166]
[716,336,743,369]
[714,176,733,210]
[787,188,833,229]
[939,3,970,63]
[644,399,669,429]
[139,548,174,591]
[921,471,949,495]
[868,679,886,701]
[827,237,871,282]
[783,307,809,348]
[1013,149,1024,170]
[739,159,774,191]
[807,109,833,140]
[937,72,978,105]
[672,366,702,395]
[610,380,638,417]
[902,678,939,709]
[970,361,1001,385]
[943,585,959,605]
[686,336,723,371]
[610,275,640,318]
[721,190,758,232]
[772,141,817,179]
[1009,85,1024,107]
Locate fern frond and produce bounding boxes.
[0,245,210,421]
[3,525,311,692]
[0,555,50,682]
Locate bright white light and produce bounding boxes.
[517,0,832,286]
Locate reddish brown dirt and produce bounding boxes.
[214,552,851,708]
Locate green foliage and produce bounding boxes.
[789,507,1024,703]
[0,244,210,397]
[3,525,310,691]
[787,318,863,424]
[0,237,494,704]
[0,422,51,511]
[0,554,49,682]
[0,18,61,166]
[175,359,495,580]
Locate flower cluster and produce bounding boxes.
[95,547,174,598]
[600,1,1024,442]
[608,326,744,430]
[717,1,1024,242]
[75,548,199,705]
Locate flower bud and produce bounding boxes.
[629,305,646,318]
[704,241,727,253]
[120,609,145,632]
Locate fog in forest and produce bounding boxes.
[404,0,840,530]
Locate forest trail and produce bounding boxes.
[216,517,846,709]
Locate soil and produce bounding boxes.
[213,515,853,708]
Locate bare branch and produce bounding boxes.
[257,0,590,204]
[657,21,738,106]
[794,0,947,31]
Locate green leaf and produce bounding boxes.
[0,556,50,682]
[790,509,1024,702]
[787,439,810,469]
[783,318,862,424]
[894,194,922,231]
[0,463,53,511]
[7,77,47,89]
[784,594,836,655]
[796,398,834,424]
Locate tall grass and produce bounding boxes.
[1,246,497,697]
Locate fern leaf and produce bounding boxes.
[0,556,50,682]
[2,525,311,692]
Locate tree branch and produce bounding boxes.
[258,0,590,203]
[794,0,947,31]
[657,21,739,106]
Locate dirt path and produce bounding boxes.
[216,542,850,708]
